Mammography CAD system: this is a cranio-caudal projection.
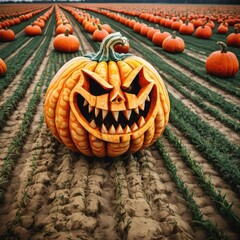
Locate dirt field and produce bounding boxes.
[0,3,240,240]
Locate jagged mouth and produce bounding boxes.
[76,92,154,135]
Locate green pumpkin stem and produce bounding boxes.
[217,41,227,53]
[64,28,70,36]
[97,24,102,31]
[172,31,176,39]
[85,32,132,62]
[234,27,239,34]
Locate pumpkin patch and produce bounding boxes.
[0,3,240,240]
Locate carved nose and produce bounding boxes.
[110,89,125,103]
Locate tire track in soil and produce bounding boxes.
[157,135,239,240]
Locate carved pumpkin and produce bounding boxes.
[0,58,7,76]
[206,41,239,78]
[44,32,170,158]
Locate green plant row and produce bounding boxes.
[111,9,240,59]
[164,126,240,233]
[0,44,60,202]
[0,13,55,94]
[10,8,51,35]
[169,94,240,194]
[1,52,58,237]
[162,73,240,132]
[0,16,55,129]
[155,138,228,240]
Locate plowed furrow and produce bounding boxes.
[159,134,239,240]
[0,40,52,169]
[167,123,240,217]
[166,83,240,145]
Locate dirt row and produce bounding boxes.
[0,6,240,240]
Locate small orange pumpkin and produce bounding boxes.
[92,25,109,42]
[0,27,15,42]
[56,22,73,35]
[53,29,80,53]
[152,31,171,47]
[25,24,42,36]
[195,22,212,39]
[0,58,7,76]
[206,41,239,78]
[226,28,240,47]
[44,32,170,158]
[162,31,185,53]
[179,20,194,35]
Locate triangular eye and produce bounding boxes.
[121,66,153,96]
[88,75,109,96]
[122,73,141,95]
[82,69,113,96]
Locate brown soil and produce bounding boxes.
[0,5,240,240]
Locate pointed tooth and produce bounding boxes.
[101,124,108,133]
[102,109,108,120]
[123,110,132,120]
[90,119,97,128]
[83,99,88,106]
[116,125,123,134]
[146,96,150,102]
[131,123,138,131]
[88,105,94,113]
[134,108,139,114]
[138,116,145,127]
[109,124,116,134]
[112,111,119,121]
[124,125,131,133]
[139,102,145,111]
[95,107,100,117]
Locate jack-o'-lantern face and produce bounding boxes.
[70,63,159,144]
[44,32,170,158]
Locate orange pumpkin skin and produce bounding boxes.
[162,31,185,53]
[0,28,15,42]
[0,58,7,76]
[179,20,194,35]
[226,28,240,47]
[53,29,80,53]
[152,31,171,47]
[25,24,42,36]
[56,22,73,35]
[195,23,212,39]
[114,43,130,53]
[44,32,170,158]
[92,25,109,42]
[206,41,239,78]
